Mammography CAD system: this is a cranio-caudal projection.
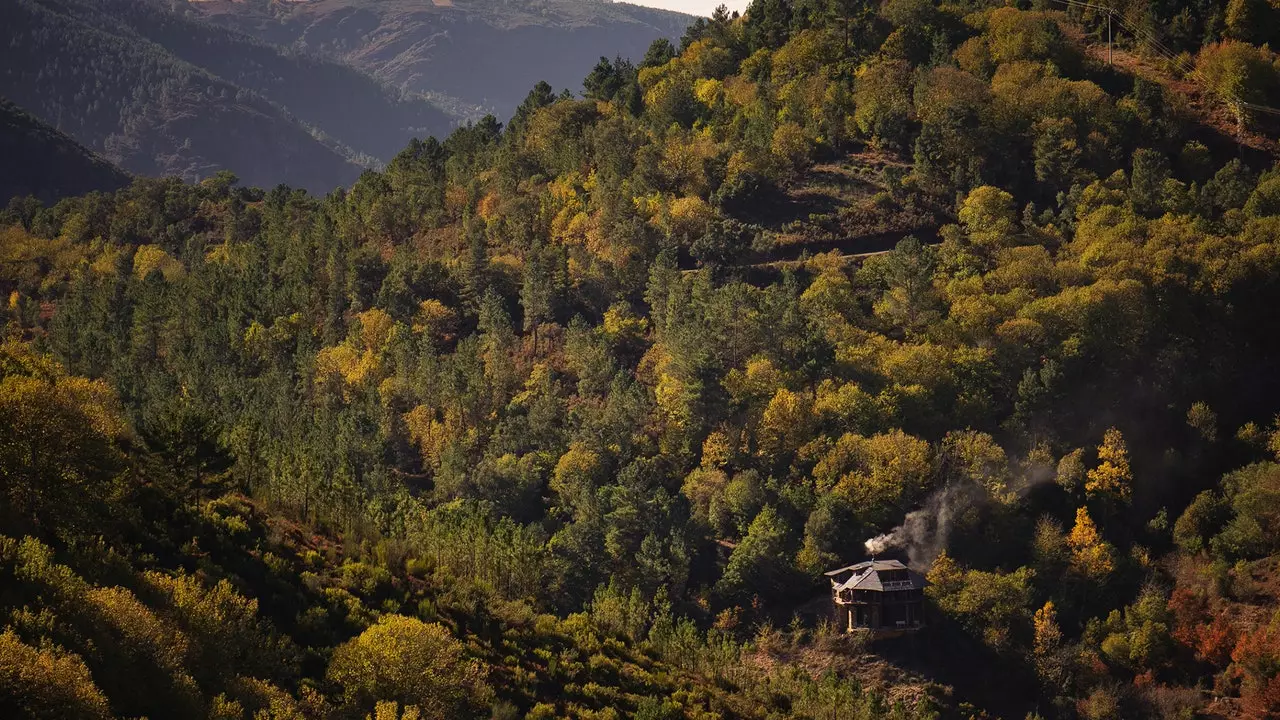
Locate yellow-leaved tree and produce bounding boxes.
[1033,601,1062,656]
[551,442,603,517]
[0,630,112,720]
[327,615,491,719]
[757,388,813,460]
[1085,427,1132,502]
[958,186,1017,253]
[1067,507,1115,580]
[132,244,186,281]
[0,341,129,535]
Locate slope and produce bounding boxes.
[0,0,442,193]
[0,334,946,719]
[72,0,456,163]
[190,0,694,120]
[0,98,131,205]
[8,1,1280,718]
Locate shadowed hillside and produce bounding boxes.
[0,98,131,205]
[0,0,456,192]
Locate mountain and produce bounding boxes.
[0,98,131,205]
[9,0,1280,718]
[0,0,454,193]
[189,0,694,120]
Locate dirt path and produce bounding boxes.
[678,225,939,277]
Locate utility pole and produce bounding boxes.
[1107,11,1112,65]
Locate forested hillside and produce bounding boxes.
[6,0,1280,718]
[191,0,693,121]
[0,0,453,191]
[0,99,131,205]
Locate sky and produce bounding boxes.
[622,0,749,19]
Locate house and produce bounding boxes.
[825,559,928,633]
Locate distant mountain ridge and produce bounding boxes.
[0,98,131,205]
[78,0,455,161]
[0,0,690,192]
[0,0,455,193]
[189,0,694,120]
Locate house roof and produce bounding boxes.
[824,559,909,577]
[826,559,928,592]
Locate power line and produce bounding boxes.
[1046,0,1280,127]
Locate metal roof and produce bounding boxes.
[824,559,909,576]
[827,560,928,592]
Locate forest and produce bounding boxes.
[5,0,1280,717]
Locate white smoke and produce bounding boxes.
[862,453,1058,569]
[863,483,975,568]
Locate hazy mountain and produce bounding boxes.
[0,98,131,205]
[1,0,455,193]
[189,0,694,120]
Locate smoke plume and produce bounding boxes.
[863,483,976,568]
[863,452,1058,569]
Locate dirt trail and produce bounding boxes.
[679,226,937,277]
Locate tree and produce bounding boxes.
[1195,41,1280,131]
[872,237,941,336]
[757,388,813,460]
[327,615,491,718]
[144,570,294,684]
[0,631,111,720]
[584,57,621,101]
[0,342,128,535]
[959,186,1018,252]
[1130,149,1171,216]
[1086,428,1132,502]
[1033,117,1081,190]
[927,558,1035,654]
[1068,507,1115,580]
[1225,0,1274,44]
[1245,177,1280,218]
[942,430,1012,502]
[1187,401,1219,442]
[641,38,676,69]
[984,7,1074,68]
[520,245,564,353]
[368,701,423,720]
[716,505,797,605]
[853,59,913,149]
[1033,601,1062,656]
[508,81,558,138]
[745,0,793,50]
[1173,490,1229,553]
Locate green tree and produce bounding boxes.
[871,237,941,336]
[716,505,797,605]
[1130,149,1171,216]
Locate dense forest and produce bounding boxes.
[5,0,1280,717]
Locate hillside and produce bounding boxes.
[0,0,454,192]
[189,0,694,120]
[6,0,1280,718]
[69,0,456,163]
[0,98,131,205]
